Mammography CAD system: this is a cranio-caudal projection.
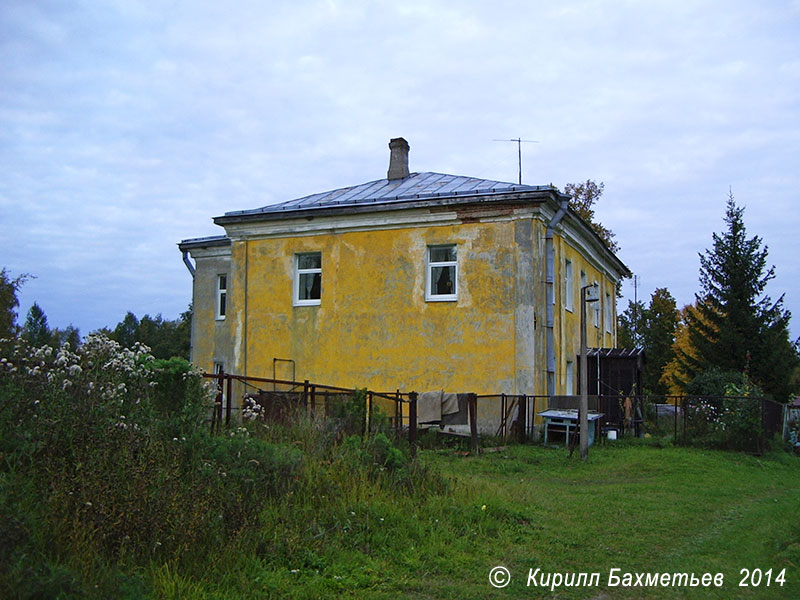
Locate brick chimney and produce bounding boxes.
[387,137,410,180]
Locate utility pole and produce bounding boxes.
[493,138,539,184]
[633,274,639,347]
[580,282,599,460]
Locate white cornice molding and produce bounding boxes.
[219,202,626,281]
[560,219,626,282]
[222,205,542,242]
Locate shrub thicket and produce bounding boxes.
[0,335,303,596]
[0,335,446,598]
[683,369,767,452]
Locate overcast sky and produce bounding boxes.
[2,0,799,342]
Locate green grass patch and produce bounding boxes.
[2,338,798,598]
[136,441,798,600]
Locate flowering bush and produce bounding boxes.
[683,375,765,452]
[0,333,301,592]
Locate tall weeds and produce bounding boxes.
[0,335,447,598]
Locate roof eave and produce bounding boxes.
[562,208,631,279]
[213,189,558,226]
[177,235,231,252]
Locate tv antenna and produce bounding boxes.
[493,137,539,184]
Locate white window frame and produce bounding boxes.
[564,259,574,312]
[605,292,612,333]
[426,244,457,302]
[215,274,227,320]
[294,252,322,307]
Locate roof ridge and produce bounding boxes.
[223,171,550,218]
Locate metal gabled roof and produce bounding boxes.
[218,172,556,220]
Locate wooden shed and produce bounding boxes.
[580,347,646,432]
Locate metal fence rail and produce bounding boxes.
[203,372,786,455]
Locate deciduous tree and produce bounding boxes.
[617,299,646,349]
[641,288,678,395]
[0,268,30,339]
[107,306,191,360]
[618,288,678,395]
[564,180,619,253]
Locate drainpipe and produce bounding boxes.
[181,250,196,362]
[181,250,196,278]
[545,196,569,398]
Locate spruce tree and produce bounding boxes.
[683,192,798,400]
[22,302,53,347]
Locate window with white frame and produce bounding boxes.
[605,292,612,333]
[564,259,574,312]
[215,274,227,320]
[593,281,600,327]
[426,245,457,301]
[566,360,574,395]
[294,252,321,306]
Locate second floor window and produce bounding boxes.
[594,281,600,327]
[426,245,457,301]
[294,252,321,306]
[564,259,574,312]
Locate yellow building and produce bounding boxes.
[179,138,629,401]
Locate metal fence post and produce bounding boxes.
[395,390,401,437]
[367,391,373,437]
[213,372,224,433]
[469,393,479,454]
[225,374,233,427]
[500,393,507,438]
[409,391,418,460]
[682,397,688,444]
[518,394,527,444]
[674,396,678,441]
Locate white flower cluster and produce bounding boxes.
[242,395,264,421]
[2,335,153,408]
[2,334,217,435]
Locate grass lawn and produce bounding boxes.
[5,342,797,599]
[183,440,799,600]
[418,441,799,599]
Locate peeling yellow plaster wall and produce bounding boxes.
[555,237,618,394]
[230,221,523,394]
